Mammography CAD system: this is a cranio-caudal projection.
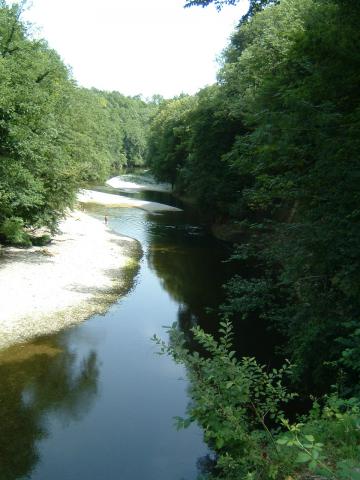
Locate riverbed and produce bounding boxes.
[0,175,233,480]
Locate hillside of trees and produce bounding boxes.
[0,1,157,246]
[149,0,360,391]
[149,0,360,478]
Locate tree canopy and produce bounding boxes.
[0,2,156,245]
[149,0,360,393]
[1,0,360,477]
[184,0,277,20]
[149,1,360,477]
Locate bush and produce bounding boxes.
[0,217,31,247]
[30,234,51,247]
[153,320,360,479]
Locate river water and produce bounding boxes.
[0,177,233,480]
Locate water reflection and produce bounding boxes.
[120,183,280,364]
[0,178,232,480]
[145,219,233,347]
[0,337,99,479]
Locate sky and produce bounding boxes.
[19,0,249,98]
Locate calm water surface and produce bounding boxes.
[0,179,233,480]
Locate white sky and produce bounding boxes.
[19,0,248,98]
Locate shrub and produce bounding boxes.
[0,217,31,247]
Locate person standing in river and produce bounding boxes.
[104,215,108,225]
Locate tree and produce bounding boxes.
[149,0,360,391]
[0,2,159,244]
[184,0,278,20]
[147,95,196,186]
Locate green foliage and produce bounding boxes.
[0,217,30,246]
[154,321,360,479]
[153,319,296,479]
[177,85,247,215]
[30,234,51,246]
[0,2,157,243]
[147,95,196,186]
[149,0,360,391]
[147,86,247,216]
[101,90,157,171]
[0,2,93,233]
[276,396,360,479]
[184,0,239,10]
[184,0,277,21]
[150,0,360,475]
[220,0,360,389]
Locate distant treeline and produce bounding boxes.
[0,1,158,245]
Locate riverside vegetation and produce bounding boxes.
[0,1,158,246]
[149,0,360,478]
[1,0,360,478]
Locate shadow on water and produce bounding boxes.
[0,338,99,480]
[92,179,281,362]
[87,195,233,337]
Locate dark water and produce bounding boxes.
[0,180,233,480]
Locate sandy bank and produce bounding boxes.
[106,176,171,193]
[77,189,182,212]
[0,210,141,350]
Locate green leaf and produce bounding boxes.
[312,450,319,460]
[215,437,225,449]
[296,452,311,463]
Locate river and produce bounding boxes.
[0,174,234,480]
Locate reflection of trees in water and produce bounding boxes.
[0,339,99,480]
[168,304,198,353]
[148,240,229,334]
[177,304,197,334]
[197,454,217,478]
[149,232,282,362]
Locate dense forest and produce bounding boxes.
[0,1,157,246]
[1,0,360,477]
[150,0,360,478]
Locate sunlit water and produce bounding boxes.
[0,181,233,480]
